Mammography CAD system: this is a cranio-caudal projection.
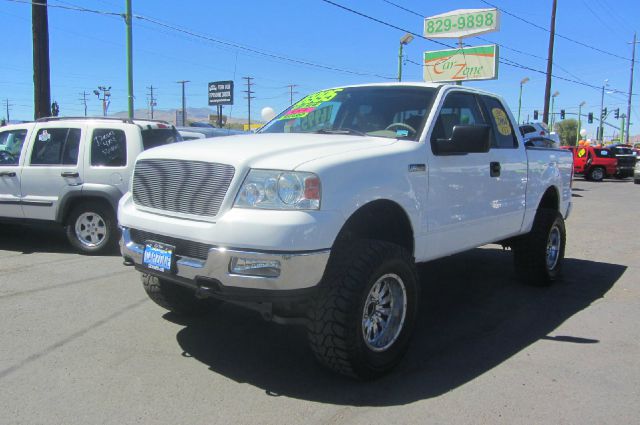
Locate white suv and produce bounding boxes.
[0,117,180,254]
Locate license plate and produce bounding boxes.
[142,241,175,273]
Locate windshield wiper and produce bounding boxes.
[314,128,367,136]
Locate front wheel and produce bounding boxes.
[307,240,419,379]
[513,209,566,286]
[587,167,605,182]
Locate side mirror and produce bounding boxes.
[432,124,491,155]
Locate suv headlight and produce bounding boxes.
[234,169,321,210]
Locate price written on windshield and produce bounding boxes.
[424,9,499,39]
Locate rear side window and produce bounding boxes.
[91,129,127,167]
[141,128,179,150]
[481,96,518,148]
[30,128,81,165]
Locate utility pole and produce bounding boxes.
[243,77,255,130]
[5,99,11,123]
[79,91,88,117]
[147,85,157,119]
[599,80,609,141]
[287,84,299,105]
[626,32,638,144]
[93,86,111,117]
[176,80,189,125]
[125,0,134,119]
[542,0,557,126]
[32,0,51,119]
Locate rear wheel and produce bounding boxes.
[513,209,566,286]
[587,167,605,182]
[307,240,419,379]
[66,201,118,255]
[141,273,214,317]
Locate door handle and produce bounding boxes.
[490,162,501,177]
[61,171,79,178]
[0,171,16,177]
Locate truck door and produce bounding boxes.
[0,127,29,218]
[19,125,84,221]
[425,91,500,256]
[478,94,528,240]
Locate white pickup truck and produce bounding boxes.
[119,83,573,379]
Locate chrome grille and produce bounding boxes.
[132,159,235,217]
[130,229,213,260]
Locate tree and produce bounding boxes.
[554,119,578,146]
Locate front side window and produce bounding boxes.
[91,129,127,166]
[261,86,436,141]
[30,128,81,165]
[0,129,28,165]
[430,92,487,142]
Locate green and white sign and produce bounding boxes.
[423,45,499,83]
[424,8,499,39]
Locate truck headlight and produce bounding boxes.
[234,169,321,210]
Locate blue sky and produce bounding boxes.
[1,0,639,139]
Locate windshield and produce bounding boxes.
[260,86,437,141]
[141,128,180,150]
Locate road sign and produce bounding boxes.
[424,8,499,39]
[208,80,234,106]
[424,45,499,83]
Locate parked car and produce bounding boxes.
[119,83,573,379]
[606,144,636,179]
[635,159,640,184]
[0,117,180,254]
[176,126,244,141]
[524,136,558,148]
[561,145,617,182]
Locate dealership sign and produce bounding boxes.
[208,80,234,106]
[423,45,499,83]
[424,8,499,39]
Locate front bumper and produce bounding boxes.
[120,227,330,300]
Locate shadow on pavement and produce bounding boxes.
[0,223,119,256]
[172,247,625,406]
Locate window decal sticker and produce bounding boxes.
[491,108,511,136]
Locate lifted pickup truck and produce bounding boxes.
[119,83,573,379]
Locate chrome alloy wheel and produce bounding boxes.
[591,168,604,181]
[546,225,561,270]
[74,212,107,248]
[362,273,407,352]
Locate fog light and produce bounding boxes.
[229,257,281,278]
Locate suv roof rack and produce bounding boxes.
[35,116,171,125]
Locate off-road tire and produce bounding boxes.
[513,209,566,286]
[307,240,419,380]
[141,273,213,316]
[587,166,605,182]
[65,201,118,255]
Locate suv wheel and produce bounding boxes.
[513,208,566,286]
[66,201,117,255]
[307,240,419,379]
[141,273,214,317]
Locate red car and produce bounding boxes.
[561,146,617,182]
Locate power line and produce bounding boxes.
[321,0,638,96]
[479,0,639,64]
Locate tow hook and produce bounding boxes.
[195,285,215,299]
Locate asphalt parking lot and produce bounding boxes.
[1,178,639,424]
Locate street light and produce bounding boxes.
[517,77,530,124]
[550,91,559,129]
[398,33,414,82]
[599,79,609,141]
[576,101,586,145]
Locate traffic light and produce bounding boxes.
[588,112,593,123]
[533,110,539,120]
[602,107,607,119]
[560,109,565,119]
[614,108,620,119]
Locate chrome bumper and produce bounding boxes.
[120,227,330,292]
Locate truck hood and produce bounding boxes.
[136,133,398,171]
